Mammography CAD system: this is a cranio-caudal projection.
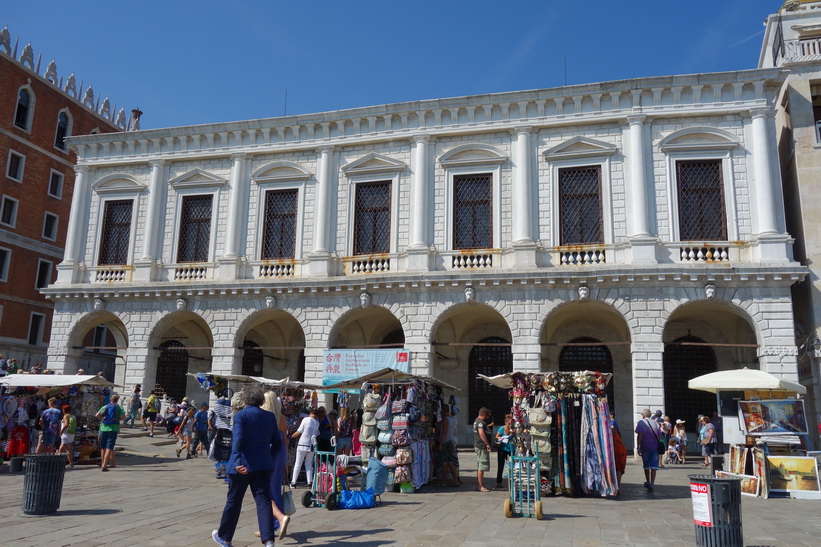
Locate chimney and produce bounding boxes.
[129,108,143,131]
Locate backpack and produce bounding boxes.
[66,415,77,434]
[101,403,119,425]
[152,397,162,412]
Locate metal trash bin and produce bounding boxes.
[710,454,724,474]
[689,474,742,547]
[22,454,68,515]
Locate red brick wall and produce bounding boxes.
[1,54,122,348]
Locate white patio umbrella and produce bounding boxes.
[687,367,806,394]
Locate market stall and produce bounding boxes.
[688,368,814,499]
[480,370,618,500]
[0,374,118,465]
[323,367,458,492]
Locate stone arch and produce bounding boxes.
[64,310,129,380]
[146,310,214,400]
[233,308,307,381]
[431,302,513,444]
[541,298,632,435]
[328,305,405,349]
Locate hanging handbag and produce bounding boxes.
[394,464,412,484]
[361,411,377,426]
[529,406,550,426]
[391,399,408,415]
[363,392,381,411]
[408,404,421,423]
[377,430,393,444]
[281,483,296,516]
[376,417,393,431]
[531,437,551,455]
[396,447,414,465]
[392,413,409,430]
[381,455,397,467]
[378,443,396,456]
[392,429,410,447]
[375,394,392,421]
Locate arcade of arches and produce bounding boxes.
[53,299,774,449]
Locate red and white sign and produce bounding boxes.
[690,481,713,527]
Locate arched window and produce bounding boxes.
[54,111,70,150]
[14,88,31,130]
[468,336,512,426]
[663,336,718,428]
[156,340,188,402]
[559,336,615,406]
[241,340,263,376]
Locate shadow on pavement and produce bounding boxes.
[287,528,395,545]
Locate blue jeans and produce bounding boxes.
[218,470,274,543]
[195,429,210,453]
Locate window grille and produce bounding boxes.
[98,200,133,265]
[354,181,391,255]
[677,160,727,241]
[468,337,512,428]
[177,195,212,263]
[261,189,298,259]
[663,336,718,430]
[453,174,492,250]
[559,337,615,406]
[241,340,264,376]
[156,340,188,402]
[559,166,603,245]
[15,89,30,129]
[55,112,69,150]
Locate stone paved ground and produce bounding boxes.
[2,431,821,546]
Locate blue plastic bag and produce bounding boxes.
[339,488,376,509]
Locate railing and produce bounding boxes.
[257,261,296,278]
[342,254,393,274]
[781,38,821,63]
[445,249,498,270]
[90,266,132,283]
[559,248,606,266]
[173,264,210,281]
[679,245,729,262]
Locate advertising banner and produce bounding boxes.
[322,349,411,386]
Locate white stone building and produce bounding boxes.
[43,47,808,446]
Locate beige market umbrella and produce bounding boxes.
[687,367,806,394]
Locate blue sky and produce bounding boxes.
[4,1,780,130]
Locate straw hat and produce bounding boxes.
[676,419,685,424]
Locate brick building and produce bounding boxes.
[0,27,127,369]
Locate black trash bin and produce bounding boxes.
[22,454,68,515]
[689,474,742,547]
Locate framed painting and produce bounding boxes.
[767,456,821,493]
[716,471,760,497]
[738,399,808,435]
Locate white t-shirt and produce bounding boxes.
[296,416,320,449]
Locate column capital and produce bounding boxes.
[148,158,168,169]
[229,152,248,162]
[511,125,535,136]
[626,114,646,125]
[316,145,335,155]
[412,134,431,144]
[73,163,91,176]
[749,107,773,120]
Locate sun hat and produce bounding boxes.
[676,419,685,424]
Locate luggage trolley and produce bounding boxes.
[504,444,543,519]
[301,436,339,510]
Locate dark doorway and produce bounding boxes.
[241,340,263,376]
[559,336,615,406]
[663,336,718,429]
[156,340,188,401]
[468,336,512,429]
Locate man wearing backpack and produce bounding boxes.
[96,394,125,472]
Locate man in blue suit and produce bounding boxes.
[213,386,281,547]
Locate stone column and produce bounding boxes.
[749,109,791,262]
[134,160,167,281]
[56,165,91,283]
[630,340,665,423]
[308,146,335,276]
[627,115,657,263]
[408,135,432,271]
[512,127,537,267]
[218,154,248,278]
